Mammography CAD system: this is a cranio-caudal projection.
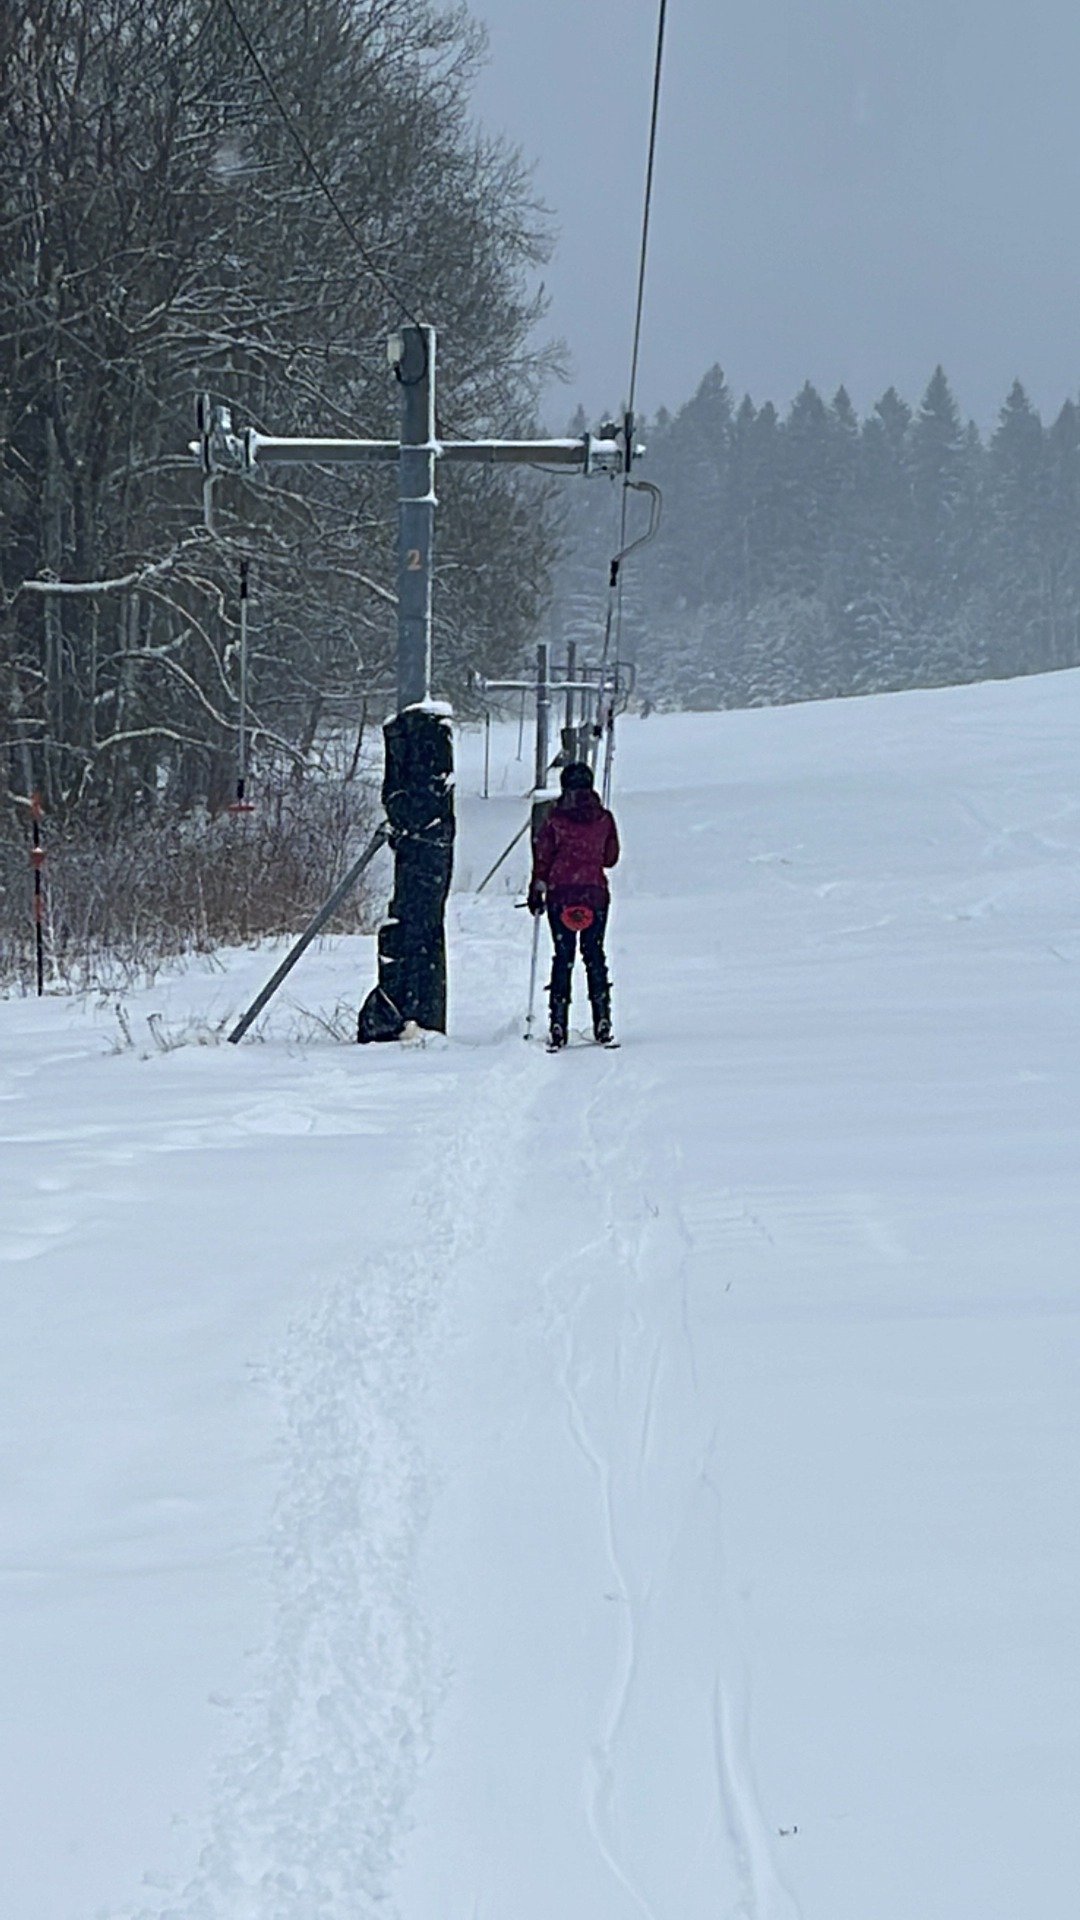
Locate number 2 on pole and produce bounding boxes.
[406,549,423,570]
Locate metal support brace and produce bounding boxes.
[227,825,389,1043]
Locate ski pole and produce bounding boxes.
[524,910,542,1040]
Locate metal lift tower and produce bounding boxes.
[197,324,637,1042]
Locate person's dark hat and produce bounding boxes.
[560,760,594,792]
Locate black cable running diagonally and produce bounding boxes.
[597,0,669,763]
[626,0,669,434]
[215,0,425,335]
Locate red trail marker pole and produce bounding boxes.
[30,792,45,996]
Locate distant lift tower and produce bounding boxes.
[196,324,640,1041]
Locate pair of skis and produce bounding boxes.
[545,1032,620,1054]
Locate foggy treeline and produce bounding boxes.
[556,367,1080,710]
[1,0,556,833]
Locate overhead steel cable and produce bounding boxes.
[215,0,425,334]
[626,0,669,434]
[596,0,669,796]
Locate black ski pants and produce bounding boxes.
[547,902,610,1013]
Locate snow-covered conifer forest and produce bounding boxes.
[556,367,1080,709]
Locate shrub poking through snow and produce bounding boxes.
[0,777,382,992]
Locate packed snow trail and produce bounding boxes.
[2,675,1080,1919]
[148,1032,543,1920]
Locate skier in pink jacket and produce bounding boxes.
[527,761,620,1048]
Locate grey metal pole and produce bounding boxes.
[565,639,577,729]
[358,322,454,1042]
[534,642,550,792]
[396,324,436,711]
[601,688,616,805]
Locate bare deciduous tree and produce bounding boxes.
[1,0,561,825]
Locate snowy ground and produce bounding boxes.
[2,673,1079,1920]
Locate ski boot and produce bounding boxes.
[591,992,615,1048]
[547,997,569,1052]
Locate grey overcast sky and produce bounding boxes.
[464,0,1080,431]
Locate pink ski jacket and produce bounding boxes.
[531,790,620,907]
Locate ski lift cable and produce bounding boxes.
[617,0,668,572]
[595,0,669,795]
[215,0,426,337]
[601,0,668,663]
[626,0,669,435]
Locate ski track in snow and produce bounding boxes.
[538,1058,660,1920]
[127,1042,534,1920]
[699,1434,802,1920]
[666,1193,802,1920]
[532,1048,798,1920]
[709,1674,801,1920]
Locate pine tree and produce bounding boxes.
[910,366,971,627]
[818,386,863,684]
[987,381,1049,672]
[847,389,917,689]
[1045,400,1080,669]
[778,382,832,596]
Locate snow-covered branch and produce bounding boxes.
[15,545,201,599]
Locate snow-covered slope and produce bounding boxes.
[2,673,1079,1920]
